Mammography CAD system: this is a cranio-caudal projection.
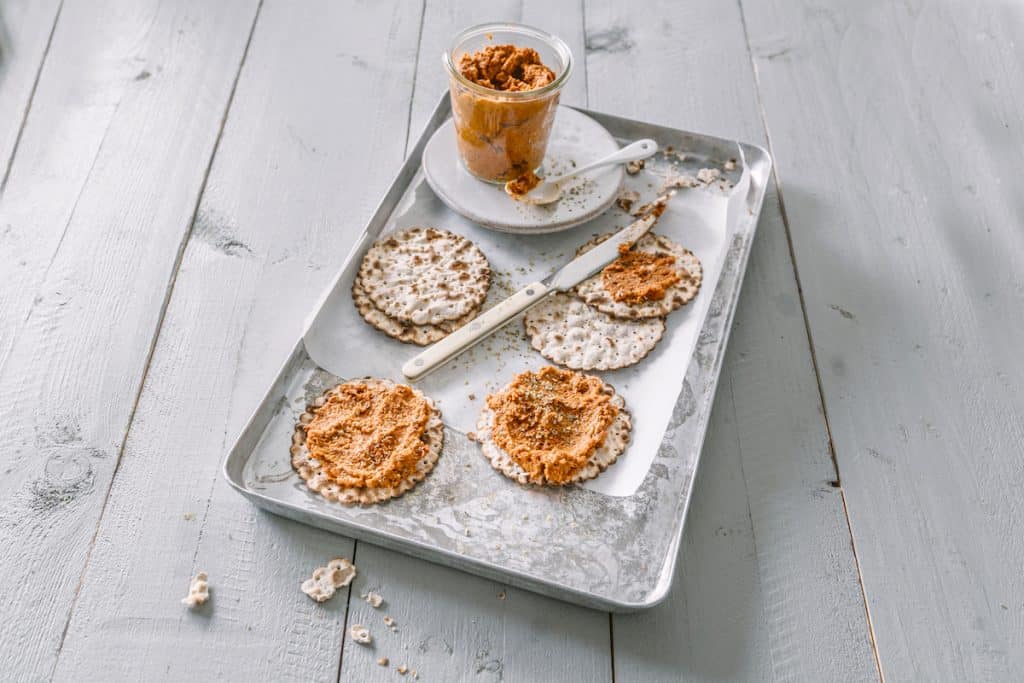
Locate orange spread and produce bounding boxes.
[458,45,555,91]
[305,383,431,489]
[506,169,541,198]
[601,250,681,304]
[488,367,618,484]
[450,45,560,182]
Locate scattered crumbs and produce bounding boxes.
[468,393,476,401]
[349,624,372,644]
[183,512,196,521]
[412,670,419,679]
[497,590,506,600]
[724,158,737,171]
[378,657,390,667]
[615,189,640,212]
[384,615,398,631]
[364,591,384,608]
[625,158,645,175]
[466,431,477,442]
[397,664,409,675]
[301,558,356,603]
[696,167,721,184]
[182,571,209,608]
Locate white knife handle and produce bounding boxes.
[401,282,551,381]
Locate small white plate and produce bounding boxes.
[421,106,624,234]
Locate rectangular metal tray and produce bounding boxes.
[223,93,771,611]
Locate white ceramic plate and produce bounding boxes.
[421,106,624,233]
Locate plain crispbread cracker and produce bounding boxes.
[291,379,443,505]
[524,293,665,371]
[574,232,702,319]
[358,226,490,326]
[352,277,477,346]
[474,380,631,486]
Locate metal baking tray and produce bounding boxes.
[223,92,771,611]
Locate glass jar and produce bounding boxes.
[443,23,573,184]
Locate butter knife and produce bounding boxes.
[401,204,664,381]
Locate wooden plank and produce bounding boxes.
[0,0,260,679]
[340,3,613,682]
[740,1,1024,679]
[583,0,880,679]
[51,1,422,680]
[0,0,62,192]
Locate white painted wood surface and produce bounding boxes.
[0,1,259,679]
[583,1,876,680]
[741,1,1024,679]
[52,1,419,680]
[2,0,1020,680]
[0,0,61,193]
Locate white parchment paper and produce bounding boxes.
[304,152,748,497]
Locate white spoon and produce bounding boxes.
[505,138,658,205]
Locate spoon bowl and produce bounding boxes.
[505,138,658,205]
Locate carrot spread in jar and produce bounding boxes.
[601,249,681,305]
[487,366,618,484]
[450,44,561,182]
[305,382,432,489]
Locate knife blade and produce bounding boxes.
[401,201,665,381]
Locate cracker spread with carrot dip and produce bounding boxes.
[601,247,682,305]
[487,366,619,484]
[304,382,432,489]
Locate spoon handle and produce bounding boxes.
[549,138,658,183]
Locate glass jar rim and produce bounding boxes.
[442,22,574,100]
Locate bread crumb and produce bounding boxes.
[182,571,209,608]
[378,657,389,667]
[497,590,506,600]
[364,591,384,608]
[468,393,476,401]
[349,624,372,644]
[397,664,408,675]
[183,512,196,521]
[615,189,640,213]
[697,167,721,183]
[626,159,645,175]
[301,558,356,602]
[724,158,737,171]
[383,615,397,631]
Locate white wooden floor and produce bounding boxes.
[2,0,1022,680]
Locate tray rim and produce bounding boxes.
[222,90,773,612]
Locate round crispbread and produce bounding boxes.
[475,379,631,486]
[357,226,490,326]
[291,379,442,505]
[574,232,702,319]
[352,277,478,346]
[523,292,665,371]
